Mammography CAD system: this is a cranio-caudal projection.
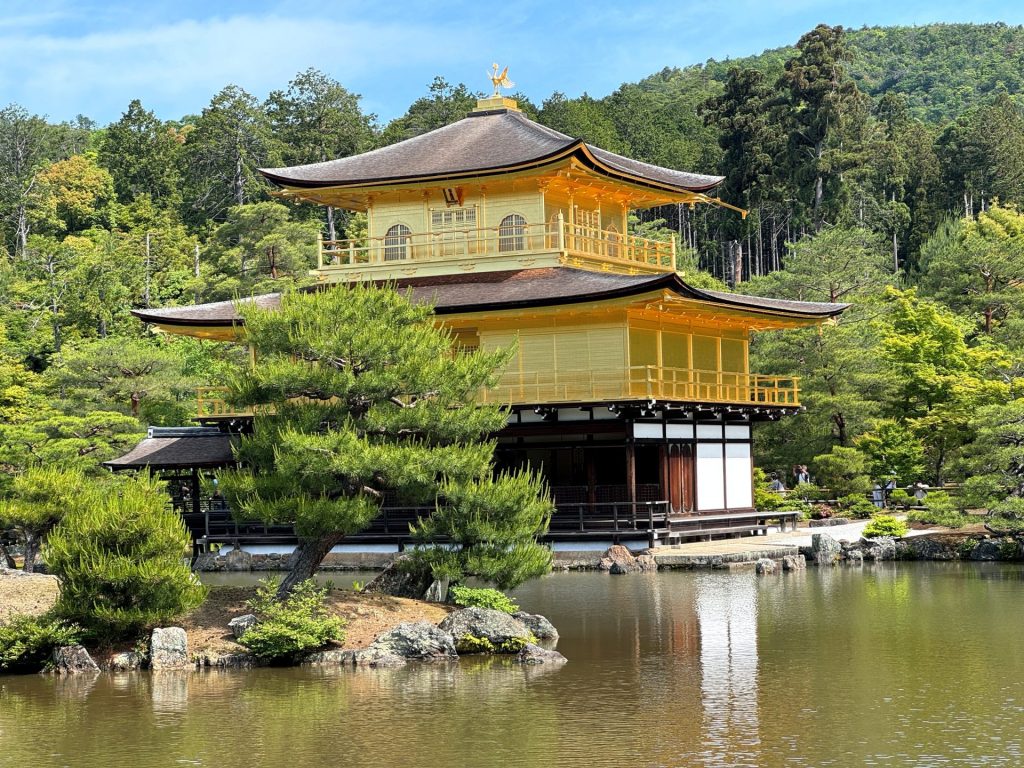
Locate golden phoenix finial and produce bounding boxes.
[488,63,515,96]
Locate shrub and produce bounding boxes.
[959,476,1002,511]
[863,514,909,539]
[46,474,206,640]
[0,614,82,673]
[753,468,785,511]
[905,491,970,528]
[456,634,496,654]
[837,494,878,519]
[888,489,913,511]
[809,504,834,520]
[239,578,345,662]
[811,446,873,499]
[448,585,518,614]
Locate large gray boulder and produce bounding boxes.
[512,643,567,665]
[304,649,357,666]
[755,558,777,575]
[351,646,407,668]
[228,614,257,639]
[860,536,897,561]
[49,645,99,675]
[363,555,433,598]
[438,608,532,647]
[811,533,842,566]
[513,612,559,642]
[782,554,806,571]
[369,622,457,661]
[150,627,188,670]
[598,544,651,574]
[109,651,144,672]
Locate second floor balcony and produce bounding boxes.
[195,366,799,419]
[316,214,677,279]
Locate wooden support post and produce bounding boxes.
[626,441,637,506]
[317,232,324,269]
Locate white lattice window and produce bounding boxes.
[384,223,411,261]
[499,213,527,252]
[431,207,477,230]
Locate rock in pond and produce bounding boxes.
[755,558,777,575]
[513,612,559,642]
[598,544,654,574]
[845,549,864,565]
[363,555,434,599]
[782,554,806,571]
[512,643,568,665]
[109,651,145,672]
[195,652,257,669]
[811,533,842,566]
[369,622,457,661]
[438,608,532,647]
[860,536,897,561]
[150,627,188,670]
[228,614,257,639]
[304,649,357,666]
[50,645,99,675]
[351,646,407,668]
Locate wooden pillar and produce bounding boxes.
[625,441,637,506]
[586,448,597,511]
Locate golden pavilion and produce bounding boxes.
[111,86,847,549]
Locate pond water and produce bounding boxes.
[2,563,1023,768]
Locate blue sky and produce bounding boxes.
[3,0,1023,126]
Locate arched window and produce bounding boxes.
[498,214,526,252]
[383,223,411,261]
[606,223,620,259]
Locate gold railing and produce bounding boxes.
[197,367,798,417]
[196,386,253,418]
[319,216,676,272]
[478,366,800,407]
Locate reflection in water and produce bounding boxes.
[697,575,760,767]
[3,563,1024,768]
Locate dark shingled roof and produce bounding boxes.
[131,267,849,328]
[105,434,236,469]
[259,109,723,194]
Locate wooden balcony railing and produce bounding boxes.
[196,367,798,418]
[318,214,676,273]
[477,366,800,407]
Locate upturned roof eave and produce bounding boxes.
[259,142,724,198]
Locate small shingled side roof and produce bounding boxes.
[104,434,236,470]
[131,267,849,329]
[259,109,723,194]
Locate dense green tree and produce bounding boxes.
[918,205,1024,336]
[0,105,56,255]
[179,85,274,224]
[29,154,115,235]
[47,473,205,639]
[380,77,477,144]
[537,92,625,152]
[266,68,377,240]
[216,286,551,597]
[778,24,872,230]
[0,466,82,572]
[202,201,319,299]
[854,419,926,485]
[98,99,182,205]
[45,337,191,418]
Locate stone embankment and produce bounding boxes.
[801,530,1024,566]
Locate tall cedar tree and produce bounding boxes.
[217,286,552,597]
[779,24,870,231]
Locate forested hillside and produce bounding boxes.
[3,22,1024,508]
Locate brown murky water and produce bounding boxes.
[2,563,1023,767]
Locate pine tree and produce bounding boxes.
[217,285,552,597]
[0,466,82,572]
[47,473,205,639]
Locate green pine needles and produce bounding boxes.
[217,285,553,596]
[46,474,206,640]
